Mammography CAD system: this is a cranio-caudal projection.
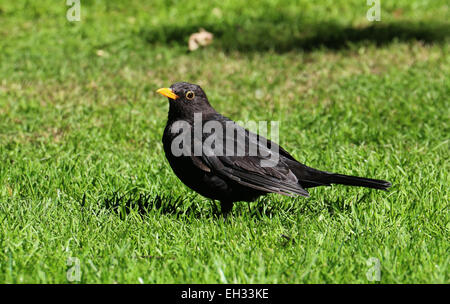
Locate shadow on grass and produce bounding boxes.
[102,191,207,219]
[99,190,369,220]
[141,20,449,53]
[100,191,309,220]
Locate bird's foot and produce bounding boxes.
[220,201,234,220]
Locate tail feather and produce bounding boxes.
[327,173,392,190]
[287,161,392,190]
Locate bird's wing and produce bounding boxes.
[190,155,211,172]
[196,114,309,197]
[205,154,309,197]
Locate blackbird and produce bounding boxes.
[157,82,391,215]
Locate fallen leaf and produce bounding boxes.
[188,28,213,51]
[96,49,109,57]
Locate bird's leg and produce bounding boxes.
[209,200,220,216]
[220,201,234,218]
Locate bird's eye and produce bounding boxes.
[185,91,195,100]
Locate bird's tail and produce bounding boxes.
[287,161,391,190]
[325,173,391,190]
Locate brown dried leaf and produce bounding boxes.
[188,28,214,51]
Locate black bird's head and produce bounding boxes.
[156,82,214,119]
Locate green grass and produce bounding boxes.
[0,0,449,283]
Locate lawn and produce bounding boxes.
[0,0,448,283]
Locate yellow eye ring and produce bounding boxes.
[186,91,195,100]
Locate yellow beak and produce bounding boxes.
[156,87,179,100]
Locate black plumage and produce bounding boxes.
[157,82,391,215]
